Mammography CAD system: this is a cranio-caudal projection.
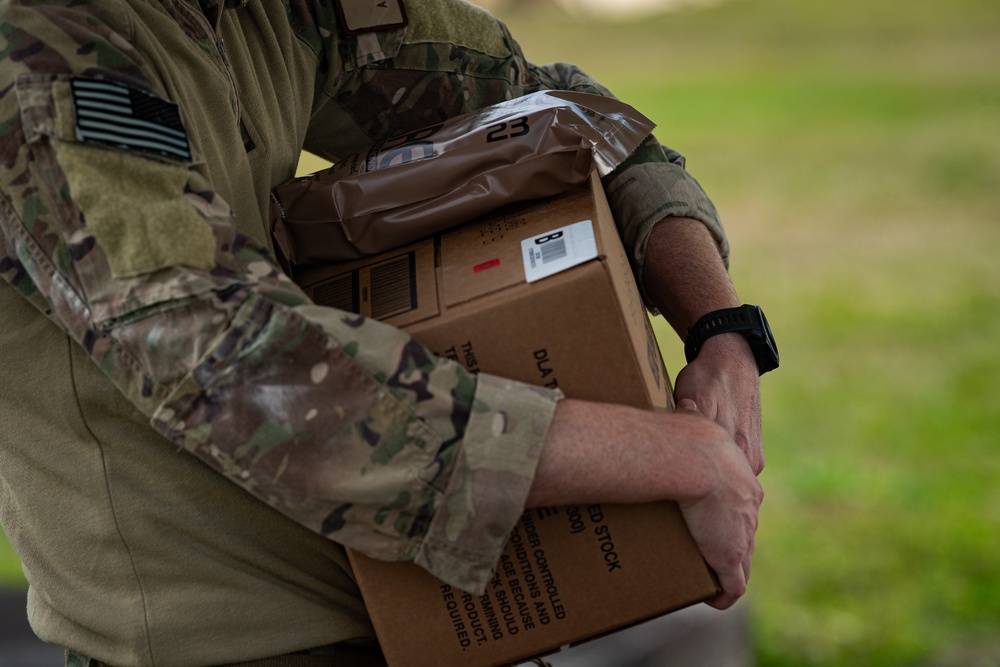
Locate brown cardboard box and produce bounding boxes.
[295,174,720,667]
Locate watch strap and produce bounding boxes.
[685,306,758,361]
[683,304,784,378]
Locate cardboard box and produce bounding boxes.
[295,174,719,667]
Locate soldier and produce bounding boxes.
[0,0,769,664]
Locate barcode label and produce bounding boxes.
[521,220,597,283]
[539,238,568,264]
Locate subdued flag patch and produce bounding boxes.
[70,78,192,161]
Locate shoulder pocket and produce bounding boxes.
[14,74,242,325]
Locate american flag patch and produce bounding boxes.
[70,78,192,161]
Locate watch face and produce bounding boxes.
[753,305,779,372]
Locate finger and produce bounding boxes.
[706,564,747,611]
[676,398,699,412]
[741,535,756,591]
[733,426,766,475]
[706,592,736,611]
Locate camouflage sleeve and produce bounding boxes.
[303,0,728,307]
[0,2,558,594]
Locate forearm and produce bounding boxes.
[528,398,763,610]
[527,399,727,508]
[644,217,765,473]
[643,217,741,337]
[642,216,758,369]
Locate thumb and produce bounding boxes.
[676,398,700,413]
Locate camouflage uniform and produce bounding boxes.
[0,0,725,664]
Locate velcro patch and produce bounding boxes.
[55,141,216,279]
[336,0,408,35]
[70,78,192,161]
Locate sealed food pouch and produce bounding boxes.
[269,90,655,266]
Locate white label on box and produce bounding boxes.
[521,220,598,283]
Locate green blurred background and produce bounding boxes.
[3,0,998,665]
[478,0,1000,665]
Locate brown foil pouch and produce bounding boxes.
[269,91,654,266]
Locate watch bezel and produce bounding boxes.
[749,305,779,374]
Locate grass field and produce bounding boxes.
[3,0,998,665]
[486,1,1000,665]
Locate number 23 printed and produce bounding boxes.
[486,116,530,143]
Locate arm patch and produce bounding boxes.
[54,140,216,279]
[70,78,192,162]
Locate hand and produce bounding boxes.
[675,418,763,610]
[638,217,765,474]
[529,399,763,608]
[675,332,764,475]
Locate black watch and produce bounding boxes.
[684,305,779,375]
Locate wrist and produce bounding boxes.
[696,333,758,376]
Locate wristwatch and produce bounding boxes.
[684,305,779,375]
